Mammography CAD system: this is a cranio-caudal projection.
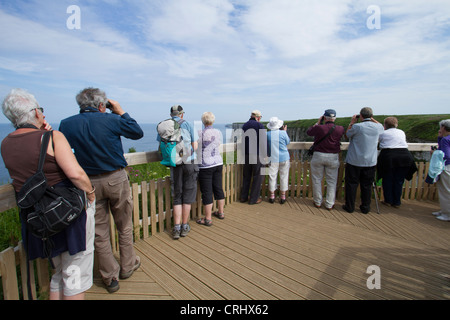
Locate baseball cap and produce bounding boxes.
[324,109,336,118]
[170,105,184,116]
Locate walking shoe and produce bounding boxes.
[172,227,181,240]
[432,211,442,216]
[342,205,354,213]
[180,224,191,237]
[107,279,120,294]
[120,256,141,279]
[249,198,262,205]
[437,213,450,221]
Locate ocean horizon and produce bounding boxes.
[0,122,234,185]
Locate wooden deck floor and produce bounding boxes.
[86,198,450,300]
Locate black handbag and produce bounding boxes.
[307,125,336,157]
[16,131,85,240]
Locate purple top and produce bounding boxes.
[306,122,345,154]
[438,135,450,166]
[198,126,223,169]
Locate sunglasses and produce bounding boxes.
[31,107,44,113]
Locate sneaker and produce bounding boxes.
[107,279,120,294]
[436,214,450,221]
[432,211,442,216]
[172,227,181,240]
[180,224,191,237]
[120,256,141,279]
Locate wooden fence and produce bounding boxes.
[0,142,437,299]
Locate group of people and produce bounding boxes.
[1,87,449,300]
[306,107,449,221]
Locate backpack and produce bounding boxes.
[157,118,186,167]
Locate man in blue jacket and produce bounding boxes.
[240,110,267,205]
[60,87,143,294]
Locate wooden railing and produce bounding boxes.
[0,142,437,299]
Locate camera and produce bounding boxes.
[356,115,360,119]
[106,101,113,110]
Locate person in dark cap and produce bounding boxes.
[157,105,199,239]
[306,109,345,210]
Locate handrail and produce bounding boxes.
[1,142,436,212]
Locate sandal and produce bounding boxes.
[196,218,213,226]
[212,211,225,220]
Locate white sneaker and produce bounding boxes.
[436,214,450,221]
[432,211,442,216]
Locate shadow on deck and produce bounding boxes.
[86,198,450,300]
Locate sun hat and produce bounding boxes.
[267,117,284,130]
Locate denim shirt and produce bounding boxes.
[267,130,291,163]
[346,120,384,167]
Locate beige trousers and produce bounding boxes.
[90,169,136,286]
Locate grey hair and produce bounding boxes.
[360,107,373,119]
[2,88,41,128]
[440,119,450,132]
[76,87,108,110]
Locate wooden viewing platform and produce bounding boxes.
[86,198,450,300]
[1,142,448,301]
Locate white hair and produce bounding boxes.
[440,119,450,132]
[201,112,216,126]
[2,88,40,128]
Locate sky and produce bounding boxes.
[0,0,449,125]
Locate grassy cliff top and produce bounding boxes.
[283,114,450,143]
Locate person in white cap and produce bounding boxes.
[267,117,291,204]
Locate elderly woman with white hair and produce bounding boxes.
[433,119,450,221]
[267,117,291,204]
[1,89,96,300]
[196,112,225,226]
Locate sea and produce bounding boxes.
[0,123,234,185]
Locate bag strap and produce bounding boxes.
[313,124,336,148]
[37,131,52,173]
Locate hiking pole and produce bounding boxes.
[373,182,380,214]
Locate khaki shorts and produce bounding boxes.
[50,200,96,297]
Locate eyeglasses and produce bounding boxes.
[31,107,44,113]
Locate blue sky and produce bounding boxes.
[0,0,449,125]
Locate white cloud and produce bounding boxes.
[0,0,449,124]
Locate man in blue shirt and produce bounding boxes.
[157,105,199,240]
[343,107,384,214]
[59,87,143,293]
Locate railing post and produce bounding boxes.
[0,247,20,300]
